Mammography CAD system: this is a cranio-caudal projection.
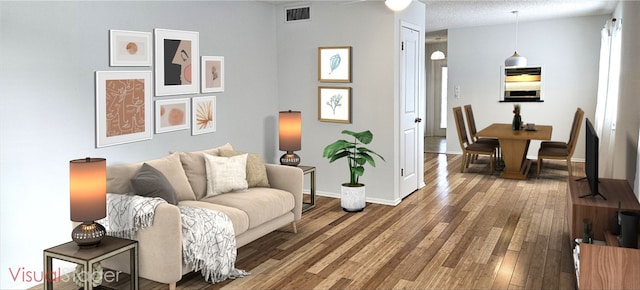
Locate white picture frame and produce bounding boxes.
[154,29,199,96]
[201,56,225,93]
[155,98,191,133]
[192,96,216,135]
[96,71,153,147]
[109,30,152,66]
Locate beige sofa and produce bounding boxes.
[102,144,303,288]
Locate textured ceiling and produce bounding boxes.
[425,0,617,42]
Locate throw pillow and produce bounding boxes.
[145,152,196,201]
[204,153,249,197]
[130,163,178,205]
[179,143,234,200]
[219,149,270,188]
[107,152,196,201]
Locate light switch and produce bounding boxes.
[454,85,461,99]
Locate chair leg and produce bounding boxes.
[567,159,572,176]
[537,157,542,178]
[489,153,495,174]
[460,153,466,173]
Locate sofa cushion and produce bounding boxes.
[179,143,233,200]
[204,153,248,197]
[219,149,270,188]
[130,163,178,205]
[200,188,294,229]
[178,200,250,236]
[106,152,196,201]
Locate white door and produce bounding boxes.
[400,25,420,199]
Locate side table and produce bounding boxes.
[44,235,138,290]
[298,165,316,212]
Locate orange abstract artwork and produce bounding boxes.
[105,79,146,137]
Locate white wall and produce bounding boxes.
[0,2,278,289]
[275,1,425,205]
[611,1,640,200]
[446,15,609,160]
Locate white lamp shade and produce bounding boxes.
[385,0,412,12]
[70,158,106,222]
[430,50,446,60]
[279,111,301,151]
[505,51,527,67]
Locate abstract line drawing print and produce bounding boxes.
[105,79,146,137]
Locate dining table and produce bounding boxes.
[476,123,552,179]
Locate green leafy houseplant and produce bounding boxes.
[322,130,385,185]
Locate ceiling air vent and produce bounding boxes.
[285,6,310,22]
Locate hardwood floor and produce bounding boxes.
[36,153,581,290]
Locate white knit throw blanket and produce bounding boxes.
[100,193,249,283]
[100,193,166,239]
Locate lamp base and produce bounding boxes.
[72,221,106,248]
[280,151,300,166]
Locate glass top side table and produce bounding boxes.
[43,235,138,290]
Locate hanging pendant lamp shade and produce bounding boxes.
[505,51,527,67]
[385,0,412,12]
[505,11,527,67]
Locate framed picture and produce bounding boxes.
[192,96,216,135]
[109,30,152,66]
[318,86,351,123]
[318,46,351,83]
[201,56,224,93]
[155,98,191,133]
[154,29,199,96]
[96,71,152,148]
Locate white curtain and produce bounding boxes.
[594,19,622,177]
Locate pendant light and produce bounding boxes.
[505,11,527,67]
[385,0,412,12]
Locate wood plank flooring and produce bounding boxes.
[35,153,580,289]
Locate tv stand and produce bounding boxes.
[567,177,639,241]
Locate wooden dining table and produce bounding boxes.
[476,123,552,179]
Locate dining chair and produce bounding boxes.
[464,104,501,160]
[537,107,584,177]
[540,107,584,150]
[453,106,497,174]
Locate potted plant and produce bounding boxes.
[322,130,384,212]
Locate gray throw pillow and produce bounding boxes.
[130,163,178,205]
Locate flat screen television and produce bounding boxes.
[579,118,606,199]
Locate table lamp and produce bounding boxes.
[279,110,301,166]
[70,157,107,248]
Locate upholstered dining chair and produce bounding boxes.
[464,104,501,160]
[537,107,584,177]
[453,106,497,174]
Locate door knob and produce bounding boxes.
[415,117,423,123]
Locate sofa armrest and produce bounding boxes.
[265,164,303,221]
[102,203,183,284]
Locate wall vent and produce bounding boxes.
[285,6,310,22]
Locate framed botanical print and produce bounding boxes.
[155,98,191,133]
[154,29,199,96]
[318,86,351,123]
[109,30,152,66]
[192,96,216,135]
[96,71,152,147]
[201,56,224,93]
[318,46,351,83]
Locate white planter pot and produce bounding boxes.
[341,183,365,212]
